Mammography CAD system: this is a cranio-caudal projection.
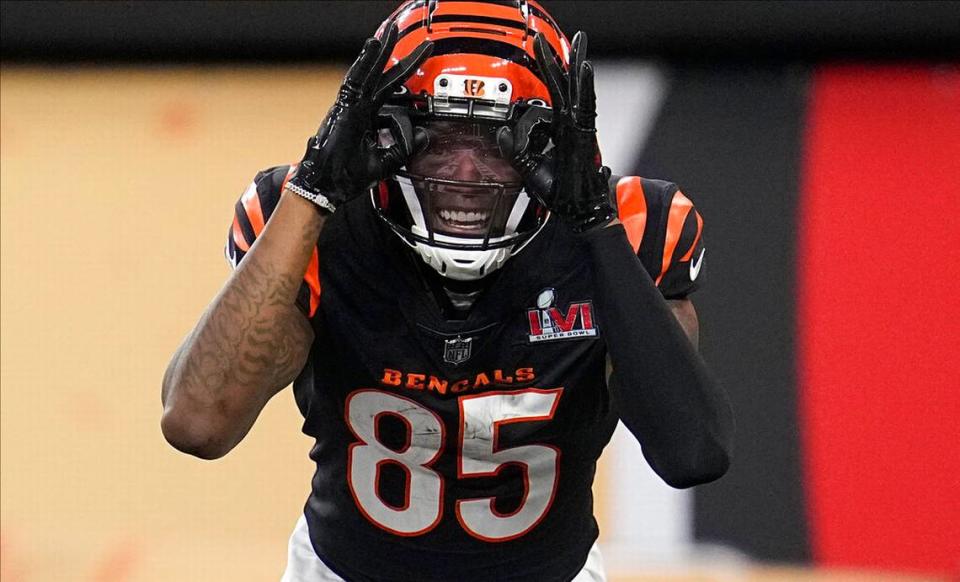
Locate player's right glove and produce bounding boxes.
[286,24,433,214]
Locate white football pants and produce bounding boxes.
[281,514,607,582]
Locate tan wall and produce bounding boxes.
[0,67,947,582]
[0,66,345,582]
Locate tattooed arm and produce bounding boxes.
[161,25,431,459]
[161,191,323,459]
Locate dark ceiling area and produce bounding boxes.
[3,1,959,64]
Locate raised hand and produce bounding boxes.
[499,32,615,232]
[287,24,433,213]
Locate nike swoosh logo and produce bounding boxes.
[689,248,705,281]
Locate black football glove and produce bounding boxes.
[286,24,433,213]
[498,32,615,232]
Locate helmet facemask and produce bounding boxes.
[374,116,549,280]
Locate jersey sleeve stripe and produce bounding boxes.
[231,215,251,252]
[656,190,694,285]
[240,180,266,236]
[615,176,648,253]
[234,198,258,245]
[680,209,704,262]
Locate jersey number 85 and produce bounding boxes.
[345,388,563,542]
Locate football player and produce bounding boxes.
[161,2,733,580]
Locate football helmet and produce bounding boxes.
[370,0,571,280]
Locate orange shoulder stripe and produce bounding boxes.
[615,176,648,253]
[240,182,265,236]
[656,190,694,285]
[231,215,250,252]
[680,210,704,262]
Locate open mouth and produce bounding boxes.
[436,208,490,232]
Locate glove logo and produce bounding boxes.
[527,289,598,343]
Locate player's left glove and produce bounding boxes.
[498,32,615,233]
[287,24,433,214]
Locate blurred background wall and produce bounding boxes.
[2,2,959,581]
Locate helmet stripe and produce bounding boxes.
[527,1,563,34]
[389,0,569,67]
[399,13,527,41]
[432,1,527,22]
[426,37,542,78]
[430,14,527,32]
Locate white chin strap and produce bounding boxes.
[406,220,548,281]
[414,242,512,281]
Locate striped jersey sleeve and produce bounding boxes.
[611,175,705,299]
[225,164,322,317]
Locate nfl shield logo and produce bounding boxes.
[443,337,473,365]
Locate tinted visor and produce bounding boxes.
[404,120,524,240]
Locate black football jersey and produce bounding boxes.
[226,166,706,581]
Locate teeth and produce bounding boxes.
[439,209,488,224]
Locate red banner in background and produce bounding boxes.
[799,65,960,574]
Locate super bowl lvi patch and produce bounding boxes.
[527,288,598,343]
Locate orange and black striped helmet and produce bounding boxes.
[378,0,570,118]
[372,0,570,281]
